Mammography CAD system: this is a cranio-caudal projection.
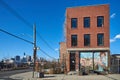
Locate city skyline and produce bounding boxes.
[0,0,120,60]
[0,52,31,60]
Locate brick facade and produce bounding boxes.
[75,51,79,71]
[60,4,110,73]
[66,4,109,49]
[59,42,67,65]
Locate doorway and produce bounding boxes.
[70,52,75,71]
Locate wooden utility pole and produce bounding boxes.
[33,24,37,78]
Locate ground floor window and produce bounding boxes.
[79,52,108,72]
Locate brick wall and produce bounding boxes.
[59,42,67,65]
[66,4,110,49]
[75,51,79,71]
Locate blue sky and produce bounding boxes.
[0,0,120,60]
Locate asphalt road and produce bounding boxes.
[0,68,32,80]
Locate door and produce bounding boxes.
[70,52,75,71]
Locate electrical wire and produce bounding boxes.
[0,0,33,28]
[37,33,58,53]
[0,0,58,54]
[40,48,57,60]
[0,28,33,44]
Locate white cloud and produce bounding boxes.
[112,53,120,54]
[110,13,116,18]
[110,34,120,43]
[55,48,59,51]
[115,34,120,39]
[110,39,115,43]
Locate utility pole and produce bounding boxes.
[33,24,37,78]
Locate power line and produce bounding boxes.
[37,33,58,53]
[0,28,33,44]
[40,49,56,60]
[0,0,58,54]
[0,0,33,28]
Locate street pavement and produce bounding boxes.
[0,68,32,80]
[10,71,120,80]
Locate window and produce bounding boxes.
[97,16,104,27]
[84,17,90,28]
[71,35,77,46]
[84,34,90,46]
[97,33,104,46]
[71,18,77,29]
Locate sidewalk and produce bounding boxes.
[10,71,120,80]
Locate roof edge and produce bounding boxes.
[66,4,109,9]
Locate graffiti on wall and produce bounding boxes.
[94,52,108,71]
[80,52,108,71]
[80,52,93,70]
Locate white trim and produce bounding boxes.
[67,47,110,51]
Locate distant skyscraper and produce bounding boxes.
[24,52,26,56]
[15,55,20,63]
[26,55,32,62]
[21,53,27,63]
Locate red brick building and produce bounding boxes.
[60,4,110,73]
[59,42,67,65]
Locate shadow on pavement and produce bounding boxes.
[104,75,118,80]
[0,78,22,80]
